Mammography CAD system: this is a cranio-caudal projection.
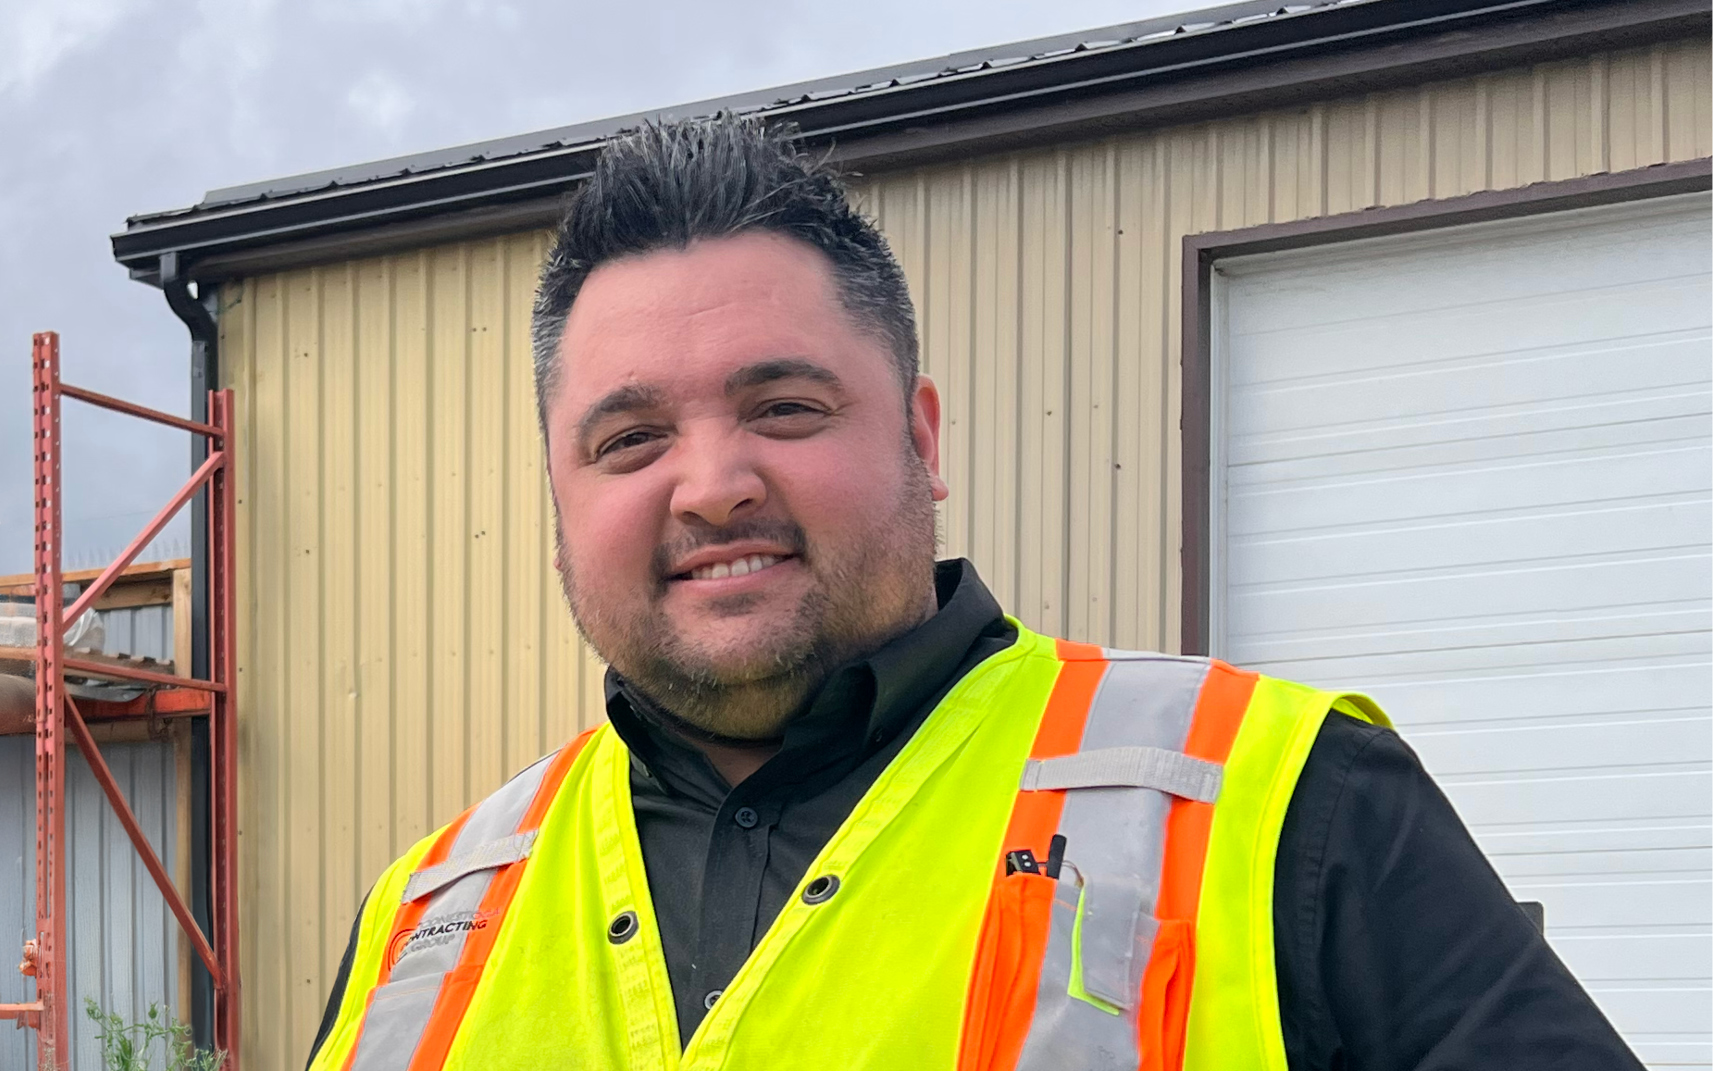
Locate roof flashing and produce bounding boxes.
[153,0,1352,218]
[112,0,1707,284]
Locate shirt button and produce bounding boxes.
[703,989,723,1010]
[733,807,759,829]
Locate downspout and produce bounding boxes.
[158,249,218,1049]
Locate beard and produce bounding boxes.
[556,454,939,741]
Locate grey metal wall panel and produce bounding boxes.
[96,604,174,663]
[0,735,181,1069]
[1,735,34,1069]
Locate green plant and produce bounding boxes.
[83,999,225,1071]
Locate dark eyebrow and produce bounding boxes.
[724,358,843,395]
[574,382,667,452]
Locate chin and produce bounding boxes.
[671,628,815,684]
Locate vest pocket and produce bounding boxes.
[1136,918,1193,1071]
[958,871,1057,1071]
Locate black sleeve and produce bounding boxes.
[306,888,368,1069]
[1273,712,1643,1071]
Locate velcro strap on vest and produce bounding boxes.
[402,830,538,903]
[1020,746,1223,802]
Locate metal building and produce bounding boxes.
[2,564,196,1068]
[107,1,1710,1067]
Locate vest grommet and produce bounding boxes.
[801,874,840,904]
[702,989,723,1010]
[607,909,639,944]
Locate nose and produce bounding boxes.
[668,426,766,528]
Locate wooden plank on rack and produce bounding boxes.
[173,567,192,679]
[95,577,175,610]
[0,558,191,597]
[0,645,175,679]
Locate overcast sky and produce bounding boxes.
[0,0,1198,576]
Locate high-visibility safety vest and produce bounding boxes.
[308,624,1388,1071]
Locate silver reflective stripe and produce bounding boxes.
[402,831,539,903]
[349,749,560,1071]
[1021,746,1222,802]
[1015,654,1212,1071]
[347,973,445,1071]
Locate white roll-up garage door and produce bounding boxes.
[1212,194,1711,1068]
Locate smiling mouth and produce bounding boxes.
[674,553,791,582]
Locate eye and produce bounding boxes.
[758,400,820,418]
[596,428,663,459]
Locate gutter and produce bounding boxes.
[112,0,1707,285]
[158,249,220,1049]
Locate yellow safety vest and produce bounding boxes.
[308,624,1387,1071]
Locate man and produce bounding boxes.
[306,116,1640,1070]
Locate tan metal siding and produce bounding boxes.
[221,40,1709,1070]
[222,234,608,1059]
[859,37,1708,657]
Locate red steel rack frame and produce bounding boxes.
[1,332,240,1070]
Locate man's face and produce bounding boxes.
[544,230,948,739]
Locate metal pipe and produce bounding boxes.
[159,251,225,1058]
[61,383,224,440]
[61,656,228,691]
[209,387,242,1060]
[63,450,223,624]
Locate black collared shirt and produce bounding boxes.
[607,559,1016,1038]
[310,560,1641,1069]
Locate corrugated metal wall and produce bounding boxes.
[218,40,1711,1069]
[863,39,1712,653]
[219,231,610,1060]
[1,738,182,1071]
[99,604,174,662]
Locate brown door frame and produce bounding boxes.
[1178,156,1712,655]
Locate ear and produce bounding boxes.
[909,375,950,503]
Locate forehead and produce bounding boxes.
[553,231,885,402]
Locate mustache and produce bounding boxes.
[651,519,810,581]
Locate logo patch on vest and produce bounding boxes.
[388,909,498,967]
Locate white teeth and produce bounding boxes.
[688,554,783,581]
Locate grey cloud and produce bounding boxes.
[0,0,1188,573]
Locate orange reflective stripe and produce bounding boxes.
[406,728,598,1070]
[1157,661,1255,922]
[1000,642,1105,865]
[340,807,476,1071]
[959,643,1108,1071]
[1002,640,1106,862]
[1137,660,1256,1071]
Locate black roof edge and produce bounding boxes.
[113,0,1709,286]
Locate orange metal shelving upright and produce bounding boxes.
[1,332,240,1070]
